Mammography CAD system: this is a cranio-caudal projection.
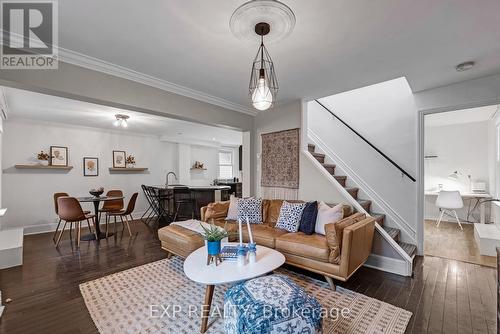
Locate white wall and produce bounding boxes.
[2,119,178,232]
[424,120,490,221]
[189,145,218,186]
[319,77,417,175]
[309,78,418,233]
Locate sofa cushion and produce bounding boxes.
[315,202,343,235]
[325,213,366,264]
[262,199,283,227]
[298,201,318,235]
[244,224,288,248]
[226,195,239,220]
[275,201,306,232]
[237,197,263,224]
[205,201,229,221]
[275,232,330,262]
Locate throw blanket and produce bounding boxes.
[171,219,228,241]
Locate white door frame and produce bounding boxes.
[416,99,500,254]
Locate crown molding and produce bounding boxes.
[57,47,257,116]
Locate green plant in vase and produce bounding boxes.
[200,221,229,266]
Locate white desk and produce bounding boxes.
[425,191,492,224]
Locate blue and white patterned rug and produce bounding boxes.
[80,257,412,334]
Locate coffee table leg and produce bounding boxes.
[200,285,214,333]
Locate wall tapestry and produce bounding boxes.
[261,128,300,200]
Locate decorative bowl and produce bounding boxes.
[89,190,104,197]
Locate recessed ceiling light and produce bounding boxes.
[455,61,475,72]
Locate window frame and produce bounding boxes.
[218,149,234,179]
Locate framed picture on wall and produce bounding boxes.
[113,150,126,168]
[83,157,98,176]
[50,146,68,166]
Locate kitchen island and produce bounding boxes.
[147,185,230,223]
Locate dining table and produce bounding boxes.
[77,195,125,240]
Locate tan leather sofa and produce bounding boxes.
[158,199,375,288]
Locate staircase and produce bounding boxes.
[308,143,417,261]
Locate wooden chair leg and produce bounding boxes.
[55,221,68,247]
[453,210,464,230]
[120,216,125,231]
[436,209,444,228]
[53,218,62,243]
[324,276,336,291]
[77,221,81,247]
[105,214,109,238]
[69,221,73,239]
[123,215,132,236]
[86,219,93,234]
[114,216,117,234]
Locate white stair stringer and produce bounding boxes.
[303,140,414,277]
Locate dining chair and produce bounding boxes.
[106,193,138,236]
[99,189,124,231]
[436,190,464,230]
[53,192,91,243]
[56,197,96,247]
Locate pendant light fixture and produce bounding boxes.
[230,0,295,111]
[249,22,278,111]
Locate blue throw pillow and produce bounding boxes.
[299,201,318,235]
[275,201,307,232]
[237,197,263,224]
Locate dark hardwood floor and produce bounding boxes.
[0,221,497,334]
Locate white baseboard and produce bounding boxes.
[364,254,411,277]
[21,211,149,235]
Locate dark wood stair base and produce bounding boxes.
[308,143,417,263]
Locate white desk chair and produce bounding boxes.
[436,190,463,230]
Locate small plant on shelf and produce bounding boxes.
[126,155,136,166]
[37,150,50,166]
[192,161,205,169]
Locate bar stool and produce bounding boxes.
[106,193,138,236]
[172,187,196,221]
[56,197,96,247]
[53,192,91,243]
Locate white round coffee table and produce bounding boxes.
[183,242,285,333]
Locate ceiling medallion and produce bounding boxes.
[230,0,295,111]
[230,0,296,44]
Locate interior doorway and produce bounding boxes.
[422,104,499,267]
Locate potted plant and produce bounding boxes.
[126,155,136,167]
[200,221,229,257]
[37,151,50,166]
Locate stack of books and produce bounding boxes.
[220,245,240,261]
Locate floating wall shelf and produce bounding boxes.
[190,167,207,171]
[14,164,73,170]
[109,167,148,172]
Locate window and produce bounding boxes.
[218,150,233,179]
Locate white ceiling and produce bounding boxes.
[425,105,499,127]
[2,87,243,146]
[56,0,500,111]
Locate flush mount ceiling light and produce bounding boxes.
[113,114,129,128]
[455,61,475,72]
[230,0,295,111]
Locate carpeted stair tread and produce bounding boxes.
[370,213,385,225]
[398,241,417,258]
[311,152,325,163]
[344,187,359,199]
[333,175,347,186]
[322,163,336,174]
[357,199,372,211]
[382,226,400,241]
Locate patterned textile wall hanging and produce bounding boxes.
[261,128,300,200]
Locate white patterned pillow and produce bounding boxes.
[237,198,263,224]
[275,201,307,232]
